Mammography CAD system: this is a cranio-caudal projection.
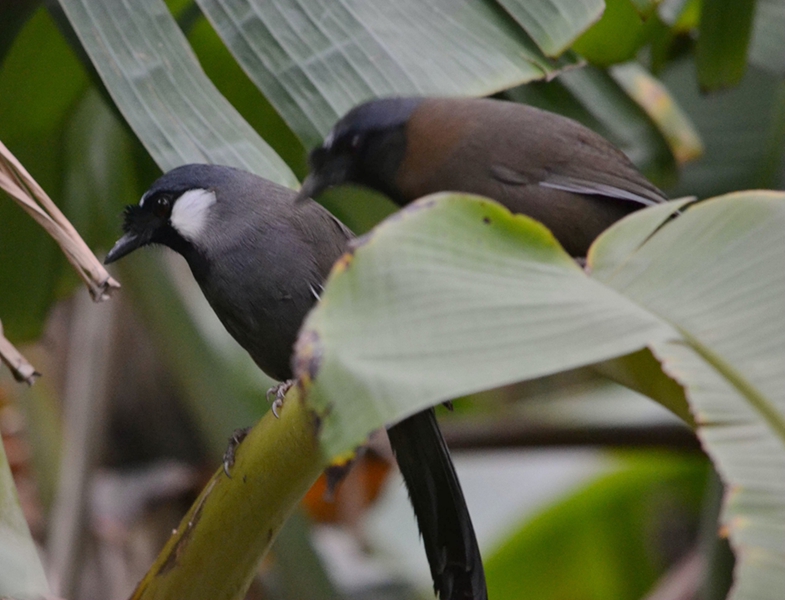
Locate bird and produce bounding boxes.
[299,96,669,257]
[104,163,487,600]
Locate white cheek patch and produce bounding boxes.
[170,188,217,242]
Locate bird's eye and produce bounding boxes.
[152,195,172,219]
[350,134,362,150]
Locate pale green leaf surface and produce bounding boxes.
[588,196,694,280]
[56,0,296,184]
[300,191,785,598]
[591,191,785,600]
[495,0,604,56]
[195,0,560,147]
[299,195,675,456]
[0,436,49,597]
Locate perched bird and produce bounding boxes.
[105,164,487,600]
[299,96,668,257]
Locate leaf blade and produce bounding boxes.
[56,0,297,184]
[297,195,674,456]
[195,0,563,147]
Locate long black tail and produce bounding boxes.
[387,408,487,600]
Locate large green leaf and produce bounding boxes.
[297,190,785,599]
[186,16,309,178]
[495,0,604,57]
[0,428,49,597]
[55,0,296,184]
[591,191,785,600]
[298,196,676,455]
[194,0,564,148]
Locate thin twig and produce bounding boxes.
[0,139,120,301]
[0,319,39,385]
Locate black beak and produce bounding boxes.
[104,231,146,264]
[296,150,354,203]
[295,173,323,203]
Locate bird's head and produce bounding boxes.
[104,164,234,264]
[298,97,423,203]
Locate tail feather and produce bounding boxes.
[387,409,487,600]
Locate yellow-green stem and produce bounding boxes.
[130,388,325,600]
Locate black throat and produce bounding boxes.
[155,224,211,280]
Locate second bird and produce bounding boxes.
[300,96,668,257]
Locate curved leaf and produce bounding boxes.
[297,190,785,600]
[591,191,785,600]
[297,195,674,455]
[194,0,564,147]
[56,0,296,184]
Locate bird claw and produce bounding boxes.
[223,426,252,477]
[266,379,295,419]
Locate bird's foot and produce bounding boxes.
[223,426,252,477]
[266,379,295,418]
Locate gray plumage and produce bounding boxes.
[107,164,350,380]
[105,163,486,600]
